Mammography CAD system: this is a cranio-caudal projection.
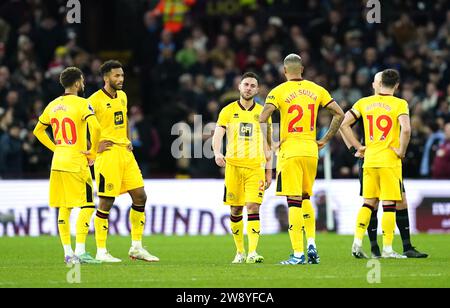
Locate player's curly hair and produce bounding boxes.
[100,60,123,76]
[60,67,83,89]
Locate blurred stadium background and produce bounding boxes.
[0,0,449,238]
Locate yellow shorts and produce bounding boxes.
[95,145,144,197]
[49,167,94,208]
[362,167,403,201]
[223,164,265,206]
[276,156,318,197]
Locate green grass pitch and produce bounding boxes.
[0,234,449,288]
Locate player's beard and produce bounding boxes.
[241,93,256,101]
[111,82,123,91]
[78,88,85,98]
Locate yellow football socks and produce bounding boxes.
[95,209,110,249]
[302,198,316,243]
[130,204,146,243]
[247,213,260,254]
[287,199,304,255]
[76,206,95,246]
[382,205,396,248]
[230,214,244,254]
[58,207,72,246]
[355,204,374,241]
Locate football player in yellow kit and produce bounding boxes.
[213,72,272,264]
[260,54,344,265]
[33,67,102,264]
[340,69,411,259]
[88,61,158,263]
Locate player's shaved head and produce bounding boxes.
[374,72,382,83]
[284,54,303,74]
[372,72,383,94]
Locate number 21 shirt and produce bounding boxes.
[265,79,334,159]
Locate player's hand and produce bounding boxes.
[81,151,96,166]
[317,139,327,150]
[215,153,226,168]
[127,143,134,152]
[97,140,114,154]
[390,147,405,159]
[355,146,366,158]
[265,169,273,190]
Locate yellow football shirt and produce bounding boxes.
[265,79,334,159]
[39,94,95,172]
[89,88,130,146]
[217,101,270,169]
[351,94,409,168]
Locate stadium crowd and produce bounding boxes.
[0,0,449,179]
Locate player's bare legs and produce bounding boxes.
[94,196,121,262]
[245,203,263,263]
[127,187,159,262]
[230,206,246,263]
[281,196,306,265]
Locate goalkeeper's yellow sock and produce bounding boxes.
[95,209,110,252]
[247,213,261,254]
[287,199,304,256]
[302,198,316,247]
[130,204,146,248]
[354,204,374,246]
[382,204,396,251]
[75,206,95,255]
[230,214,245,254]
[58,207,73,256]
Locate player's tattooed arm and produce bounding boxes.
[318,101,344,149]
[340,111,365,157]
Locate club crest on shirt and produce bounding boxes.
[107,184,114,191]
[227,192,236,201]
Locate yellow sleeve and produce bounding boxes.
[33,121,56,152]
[81,100,96,121]
[217,107,230,128]
[86,115,101,158]
[38,105,51,126]
[351,100,362,119]
[320,86,334,108]
[398,100,409,117]
[265,88,279,109]
[88,93,98,114]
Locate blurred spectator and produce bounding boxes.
[432,123,450,179]
[404,116,427,178]
[420,122,445,177]
[0,1,449,179]
[129,106,161,177]
[0,122,24,179]
[331,75,362,105]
